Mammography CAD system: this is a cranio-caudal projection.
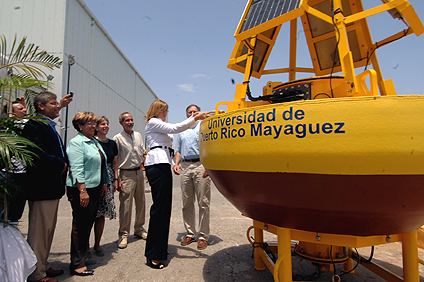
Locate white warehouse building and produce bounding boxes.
[0,0,158,143]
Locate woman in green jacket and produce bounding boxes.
[66,111,108,276]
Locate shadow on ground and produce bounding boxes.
[203,244,274,282]
[48,239,123,279]
[202,244,424,282]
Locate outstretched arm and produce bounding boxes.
[59,93,73,109]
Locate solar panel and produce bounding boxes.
[240,0,301,33]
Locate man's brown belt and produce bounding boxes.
[121,166,141,171]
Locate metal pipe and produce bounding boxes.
[64,54,75,148]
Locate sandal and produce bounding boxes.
[146,258,164,269]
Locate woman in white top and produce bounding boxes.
[144,100,206,269]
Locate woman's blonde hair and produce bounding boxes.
[72,111,97,131]
[145,100,168,124]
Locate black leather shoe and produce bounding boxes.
[70,269,94,276]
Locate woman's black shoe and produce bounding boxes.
[70,269,94,276]
[146,258,164,269]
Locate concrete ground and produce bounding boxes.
[15,173,424,282]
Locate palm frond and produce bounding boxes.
[0,173,20,197]
[0,115,49,132]
[0,75,51,92]
[0,35,62,197]
[0,116,47,196]
[0,35,62,79]
[23,89,39,114]
[0,131,40,169]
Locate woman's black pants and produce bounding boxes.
[67,185,101,270]
[144,163,172,261]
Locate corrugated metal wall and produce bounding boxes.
[0,0,157,144]
[0,0,67,117]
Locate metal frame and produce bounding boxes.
[225,0,424,108]
[250,219,420,282]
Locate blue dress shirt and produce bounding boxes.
[173,122,200,161]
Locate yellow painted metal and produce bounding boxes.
[291,230,401,247]
[228,26,282,79]
[289,19,298,82]
[348,248,404,282]
[250,220,419,282]
[254,225,266,271]
[402,230,419,282]
[303,2,333,25]
[218,71,376,113]
[294,242,347,265]
[218,1,424,281]
[243,36,256,83]
[262,67,315,75]
[343,253,354,274]
[227,0,423,96]
[400,3,424,36]
[276,228,292,282]
[333,0,358,94]
[301,0,374,80]
[263,81,284,97]
[356,69,378,96]
[201,95,424,175]
[215,83,269,113]
[370,48,392,96]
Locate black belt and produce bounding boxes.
[150,146,168,150]
[149,146,174,158]
[121,166,141,171]
[183,158,200,162]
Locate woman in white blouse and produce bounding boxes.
[144,100,206,269]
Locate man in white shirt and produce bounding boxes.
[113,112,147,249]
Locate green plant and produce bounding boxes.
[1,35,62,112]
[0,35,63,196]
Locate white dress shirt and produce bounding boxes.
[144,116,196,166]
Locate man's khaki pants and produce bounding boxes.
[118,169,146,238]
[27,199,59,281]
[181,161,211,241]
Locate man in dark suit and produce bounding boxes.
[22,91,69,282]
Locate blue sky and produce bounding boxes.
[83,0,424,123]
